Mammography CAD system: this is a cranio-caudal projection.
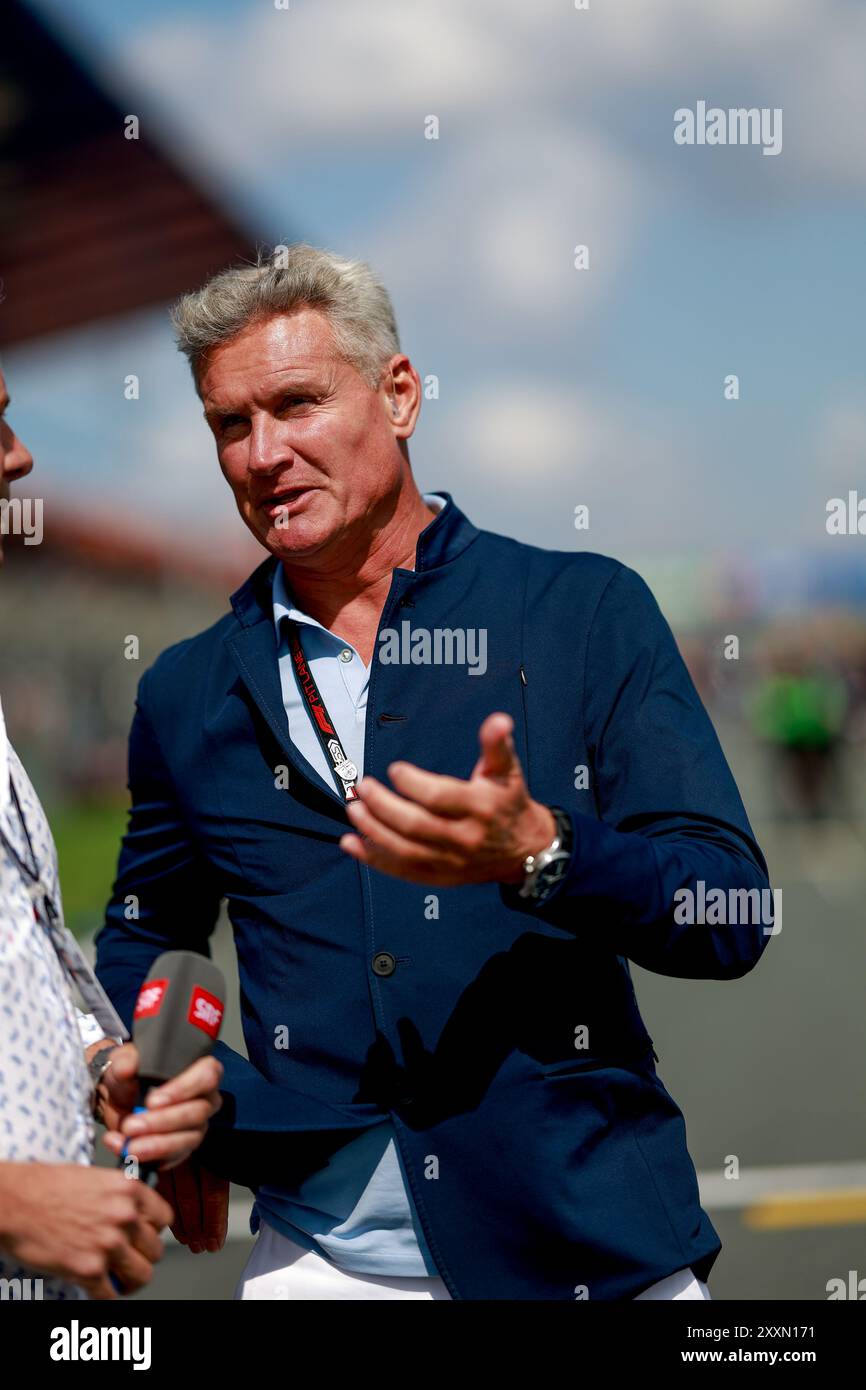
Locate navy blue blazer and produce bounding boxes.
[95,493,772,1300]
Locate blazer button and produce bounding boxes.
[371,951,397,977]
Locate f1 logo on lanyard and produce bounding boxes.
[288,623,360,801]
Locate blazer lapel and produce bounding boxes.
[224,558,349,815]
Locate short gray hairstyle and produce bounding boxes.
[171,243,402,391]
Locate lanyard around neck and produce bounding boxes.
[0,772,60,926]
[287,623,360,802]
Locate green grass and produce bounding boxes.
[49,801,129,940]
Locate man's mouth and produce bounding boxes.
[261,486,316,518]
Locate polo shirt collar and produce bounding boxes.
[231,490,478,631]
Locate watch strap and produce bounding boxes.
[517,805,573,902]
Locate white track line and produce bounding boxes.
[698,1161,866,1210]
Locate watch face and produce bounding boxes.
[516,808,573,901]
[535,854,569,900]
[532,810,572,900]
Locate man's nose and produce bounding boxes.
[2,428,34,482]
[246,417,291,474]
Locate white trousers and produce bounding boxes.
[235,1223,711,1301]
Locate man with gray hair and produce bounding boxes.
[96,243,772,1301]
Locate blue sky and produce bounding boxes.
[9,0,866,621]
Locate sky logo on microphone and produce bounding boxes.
[134,979,168,1020]
[188,986,224,1039]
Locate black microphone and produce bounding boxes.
[116,950,226,1185]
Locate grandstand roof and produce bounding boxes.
[0,0,255,348]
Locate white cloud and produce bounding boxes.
[817,397,866,488]
[105,0,652,332]
[91,0,866,375]
[116,1,523,151]
[368,121,649,327]
[446,384,626,482]
[583,0,817,76]
[110,0,866,190]
[13,0,862,564]
[447,386,594,483]
[420,378,721,551]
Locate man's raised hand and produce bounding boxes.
[339,711,556,886]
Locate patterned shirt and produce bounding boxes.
[0,694,93,1299]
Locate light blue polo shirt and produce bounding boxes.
[250,494,447,1277]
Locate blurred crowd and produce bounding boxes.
[682,615,866,823]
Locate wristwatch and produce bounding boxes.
[516,805,574,903]
[88,1041,120,1122]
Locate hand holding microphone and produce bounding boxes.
[99,951,226,1177]
[0,953,222,1301]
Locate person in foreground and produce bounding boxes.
[95,244,773,1301]
[0,362,223,1300]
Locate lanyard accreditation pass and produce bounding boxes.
[0,774,129,1041]
[287,623,360,802]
